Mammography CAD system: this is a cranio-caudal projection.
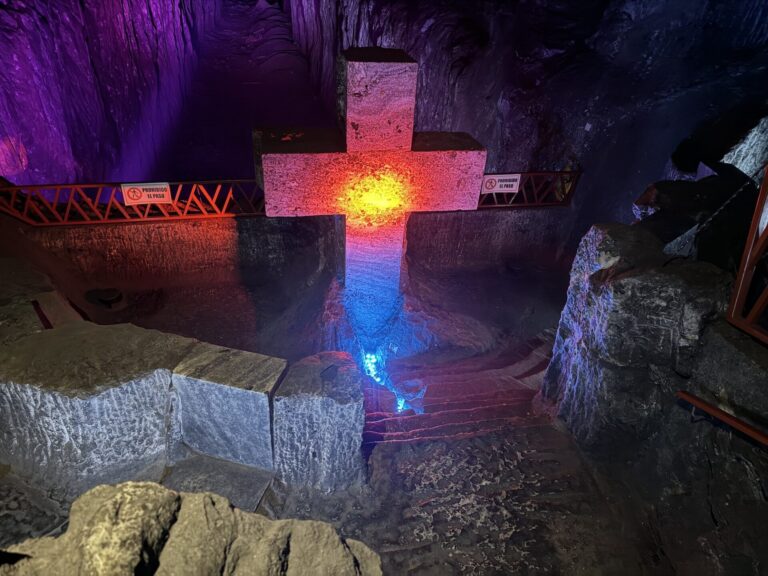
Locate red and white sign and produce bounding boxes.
[120,182,172,206]
[481,173,521,194]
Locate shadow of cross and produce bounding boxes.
[256,47,487,352]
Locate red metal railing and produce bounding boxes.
[0,180,264,226]
[0,171,580,227]
[677,391,768,447]
[728,167,768,345]
[477,171,581,209]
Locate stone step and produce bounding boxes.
[366,391,536,423]
[32,291,83,328]
[413,375,531,399]
[363,416,548,446]
[420,391,535,413]
[422,387,536,405]
[365,401,534,433]
[387,336,553,381]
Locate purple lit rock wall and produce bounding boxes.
[286,0,768,260]
[0,0,219,185]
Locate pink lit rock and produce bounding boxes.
[257,48,487,348]
[342,48,418,152]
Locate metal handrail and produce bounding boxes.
[477,170,581,209]
[727,166,768,345]
[0,180,265,226]
[0,169,581,227]
[677,390,768,447]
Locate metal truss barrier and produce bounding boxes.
[477,171,581,209]
[728,167,768,345]
[0,180,264,226]
[0,171,581,227]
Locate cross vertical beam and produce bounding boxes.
[256,48,487,350]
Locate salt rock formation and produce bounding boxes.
[0,482,382,576]
[541,223,768,572]
[0,0,218,184]
[0,257,80,346]
[542,223,730,446]
[0,322,286,498]
[273,352,366,491]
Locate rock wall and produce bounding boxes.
[0,0,219,185]
[0,320,286,499]
[542,223,730,445]
[286,0,768,253]
[405,207,573,273]
[3,214,342,295]
[542,223,768,573]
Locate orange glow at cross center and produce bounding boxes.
[338,168,411,228]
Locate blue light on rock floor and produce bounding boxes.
[362,350,410,413]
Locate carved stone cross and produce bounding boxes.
[257,48,486,350]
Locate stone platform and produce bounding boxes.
[0,321,286,500]
[274,352,366,491]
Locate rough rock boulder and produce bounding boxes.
[542,223,730,447]
[0,482,382,576]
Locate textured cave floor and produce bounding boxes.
[0,267,658,574]
[151,0,331,181]
[271,426,649,575]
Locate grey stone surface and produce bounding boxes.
[170,342,286,470]
[0,482,382,576]
[0,322,195,397]
[541,223,768,574]
[722,116,768,182]
[0,321,286,499]
[0,327,172,498]
[274,352,365,491]
[542,223,730,446]
[161,454,274,512]
[0,373,169,498]
[0,258,81,346]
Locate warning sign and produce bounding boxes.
[481,173,521,194]
[120,182,172,206]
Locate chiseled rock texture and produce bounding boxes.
[542,223,768,573]
[542,223,730,446]
[342,48,417,152]
[273,352,365,491]
[0,1,218,184]
[1,213,344,360]
[0,323,185,498]
[169,343,286,470]
[286,0,768,252]
[0,482,382,576]
[0,322,286,499]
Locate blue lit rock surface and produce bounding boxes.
[542,222,768,573]
[273,352,365,491]
[0,322,286,499]
[542,223,730,445]
[169,343,286,470]
[0,482,382,576]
